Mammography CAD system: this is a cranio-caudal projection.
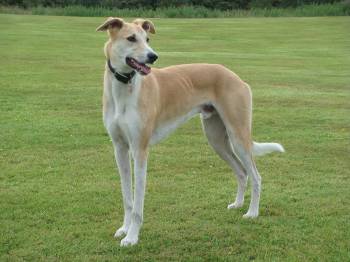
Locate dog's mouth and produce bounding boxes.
[126,57,151,75]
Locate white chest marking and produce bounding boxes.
[104,77,141,146]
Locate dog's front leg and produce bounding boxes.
[120,149,148,247]
[113,141,133,238]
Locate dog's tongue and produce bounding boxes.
[127,58,151,75]
[138,63,151,75]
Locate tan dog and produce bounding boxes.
[97,17,284,247]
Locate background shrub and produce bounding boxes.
[0,0,344,10]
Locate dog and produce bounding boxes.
[96,17,284,247]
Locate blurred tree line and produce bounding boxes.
[0,0,342,9]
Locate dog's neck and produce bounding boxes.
[108,63,142,97]
[106,56,136,84]
[106,55,142,97]
[107,59,136,84]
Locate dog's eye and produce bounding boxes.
[127,36,137,42]
[146,37,149,43]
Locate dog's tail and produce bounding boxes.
[252,142,285,156]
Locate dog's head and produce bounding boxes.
[96,17,157,75]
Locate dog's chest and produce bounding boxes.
[104,82,141,143]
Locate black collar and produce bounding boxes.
[107,59,136,84]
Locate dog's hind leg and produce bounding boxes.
[201,111,248,209]
[229,139,261,218]
[215,83,261,218]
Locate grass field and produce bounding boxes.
[0,14,349,261]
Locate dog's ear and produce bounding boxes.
[133,19,155,34]
[96,17,124,32]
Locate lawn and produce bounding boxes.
[0,14,349,261]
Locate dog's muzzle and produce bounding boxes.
[126,57,151,75]
[125,53,158,76]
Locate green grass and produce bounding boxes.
[1,3,350,18]
[0,14,349,261]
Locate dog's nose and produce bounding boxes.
[147,53,158,64]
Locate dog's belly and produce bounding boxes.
[150,107,201,145]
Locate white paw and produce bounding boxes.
[114,226,128,238]
[243,211,259,218]
[227,202,243,209]
[120,235,138,247]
